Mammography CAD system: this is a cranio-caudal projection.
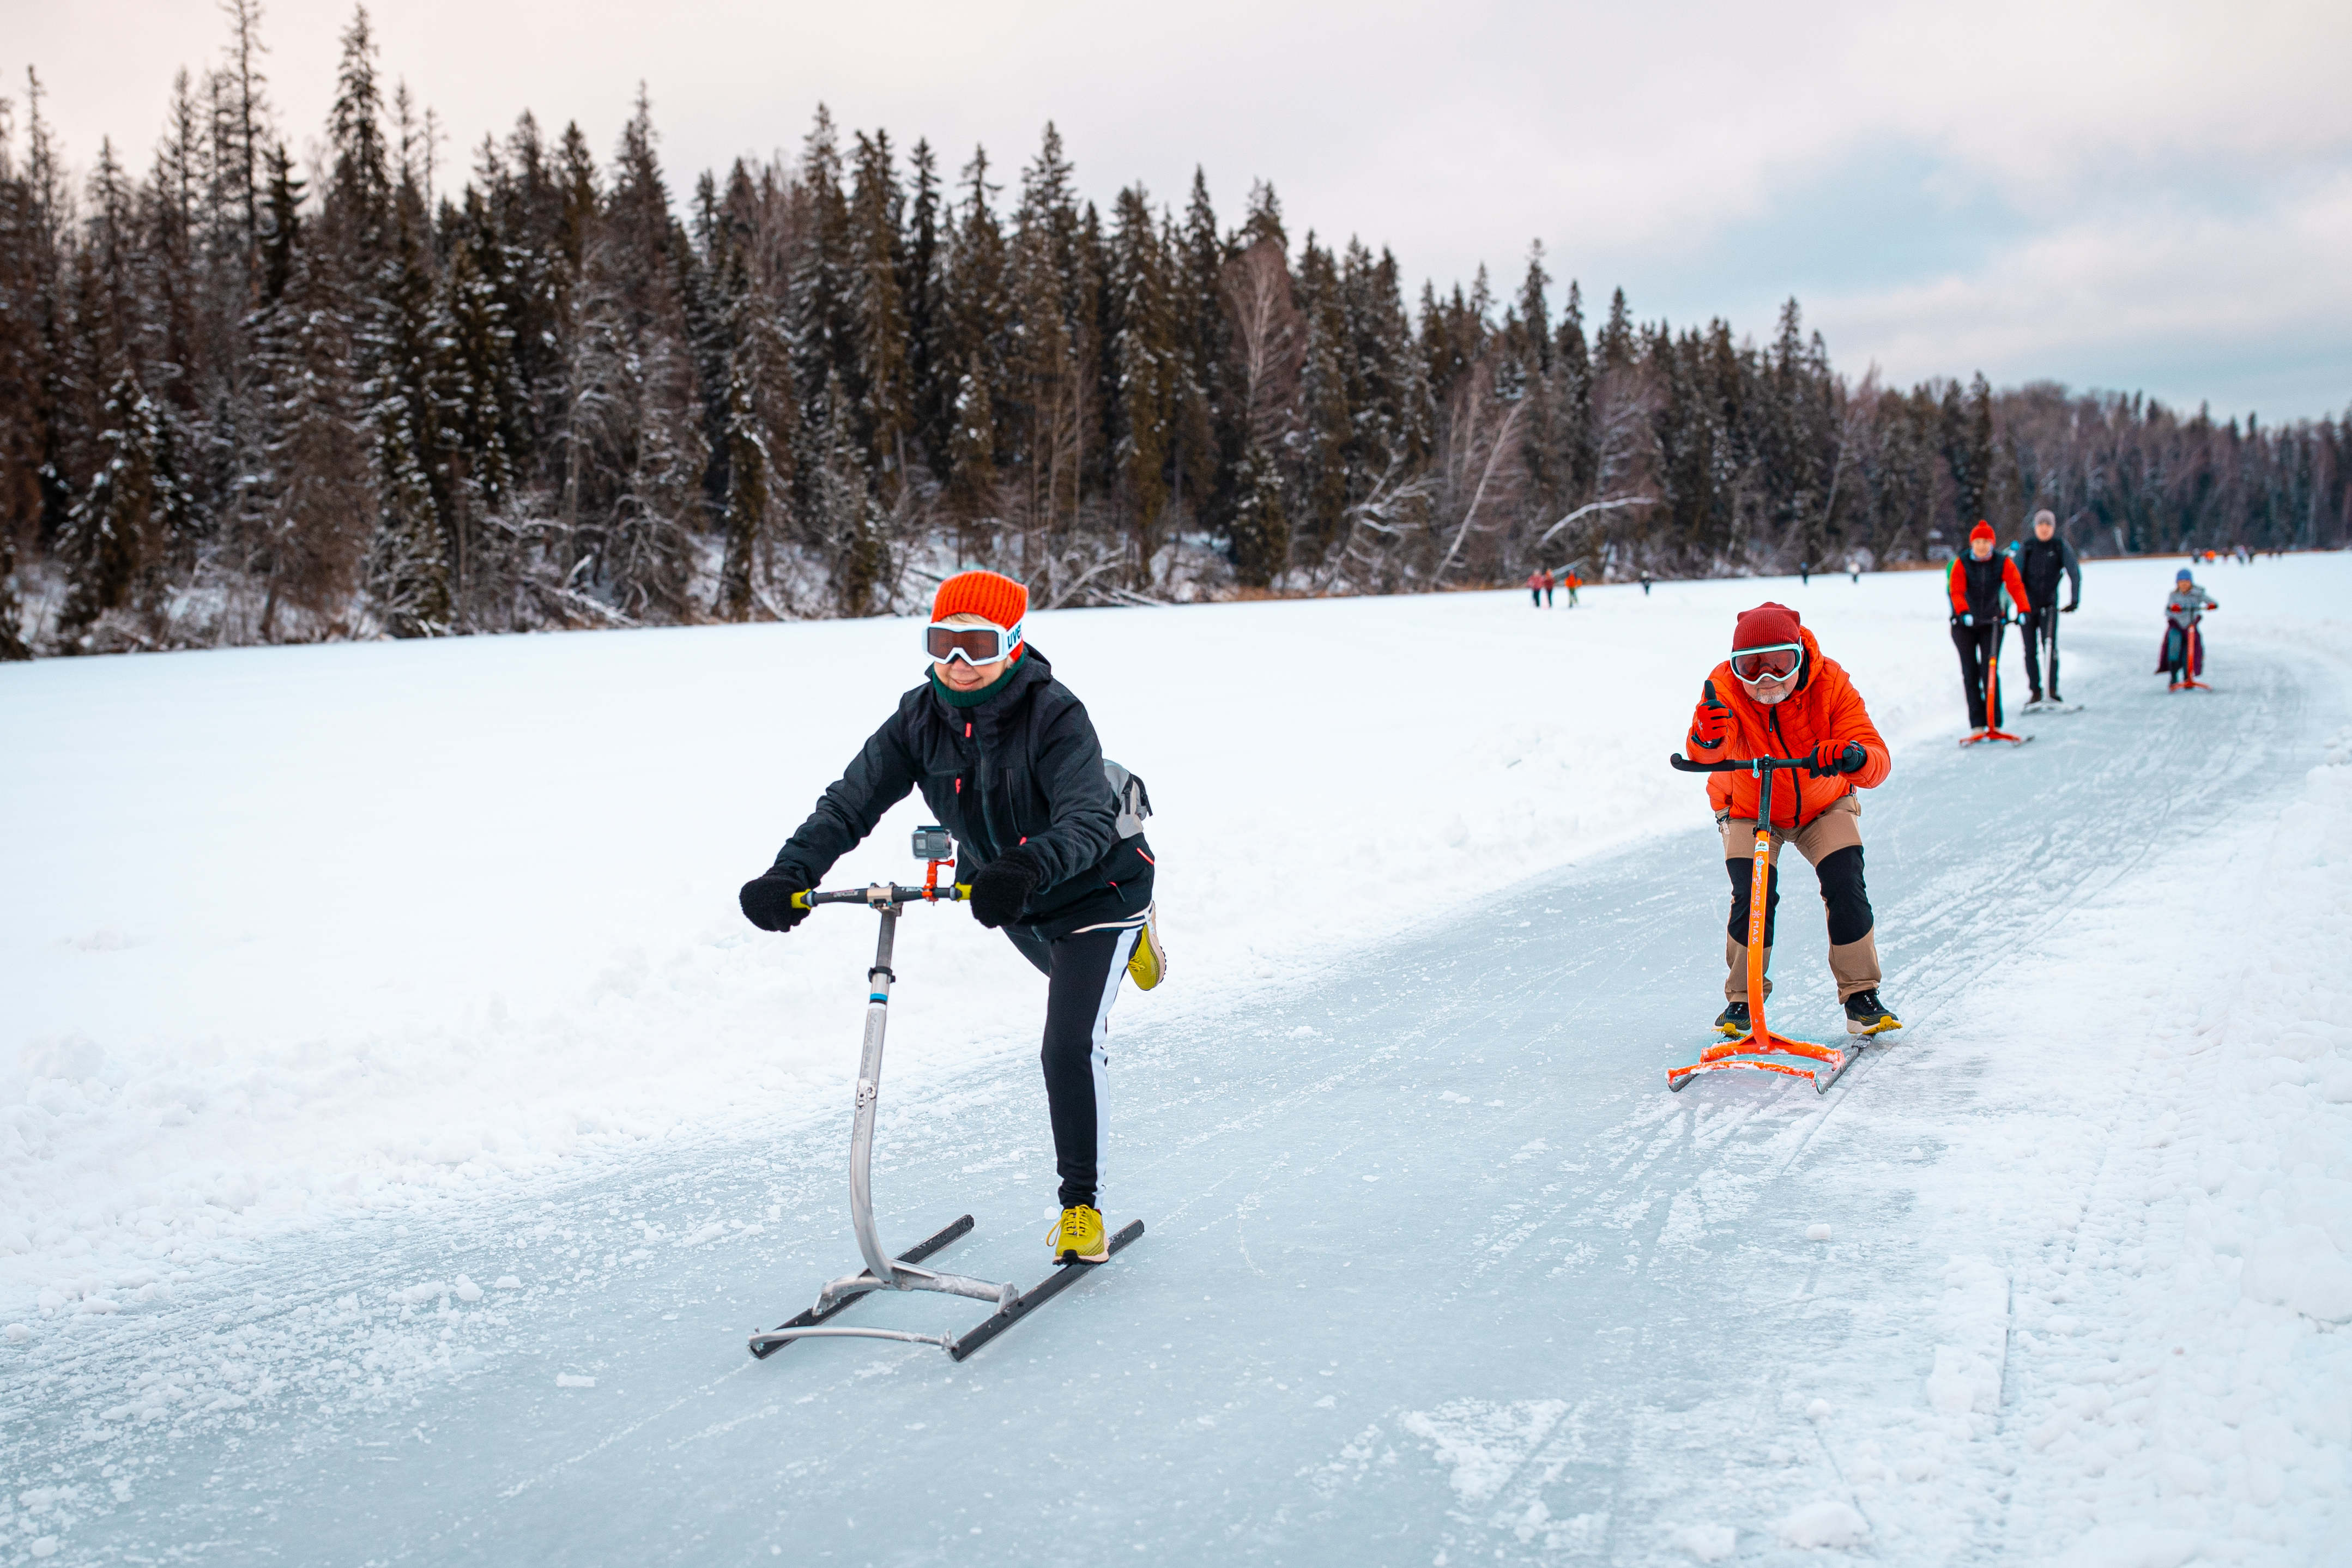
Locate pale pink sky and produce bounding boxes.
[9,0,2350,419]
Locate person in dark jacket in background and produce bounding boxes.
[736,570,1165,1267]
[2014,510,2082,705]
[1946,521,2031,737]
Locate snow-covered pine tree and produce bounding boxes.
[57,368,165,640]
[1107,184,1177,585]
[847,130,910,496]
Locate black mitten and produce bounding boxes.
[739,869,811,933]
[967,846,1043,929]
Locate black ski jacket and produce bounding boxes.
[769,645,1152,941]
[2015,535,2082,610]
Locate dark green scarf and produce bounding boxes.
[927,647,1024,709]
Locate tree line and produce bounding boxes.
[2,4,2347,659]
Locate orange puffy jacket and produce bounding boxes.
[1702,626,1891,830]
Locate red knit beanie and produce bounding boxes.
[931,571,1029,643]
[1969,520,1996,545]
[1731,601,1801,651]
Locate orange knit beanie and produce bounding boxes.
[931,571,1029,643]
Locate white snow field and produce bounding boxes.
[3,555,2349,1564]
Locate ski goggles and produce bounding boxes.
[924,620,1023,665]
[1728,643,1804,685]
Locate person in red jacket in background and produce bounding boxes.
[1946,520,2030,737]
[1687,602,1902,1037]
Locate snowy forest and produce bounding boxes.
[2,6,2348,660]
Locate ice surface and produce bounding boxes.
[3,557,2349,1561]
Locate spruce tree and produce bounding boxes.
[1107,185,1177,582]
[847,129,910,491]
[58,368,165,640]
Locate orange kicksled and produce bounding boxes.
[1665,752,1860,1094]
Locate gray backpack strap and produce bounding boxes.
[1103,760,1152,840]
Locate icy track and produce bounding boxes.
[7,564,2352,1563]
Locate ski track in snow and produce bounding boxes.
[6,569,2352,1563]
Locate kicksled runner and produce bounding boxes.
[1664,753,1868,1094]
[749,830,1142,1363]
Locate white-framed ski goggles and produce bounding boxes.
[1728,642,1804,685]
[924,620,1023,665]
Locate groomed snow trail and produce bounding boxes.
[0,622,2330,1564]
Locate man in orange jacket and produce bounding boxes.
[1687,602,1902,1037]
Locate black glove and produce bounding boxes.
[739,869,811,933]
[2063,600,2078,613]
[1957,612,1975,628]
[1807,741,1869,778]
[966,846,1043,930]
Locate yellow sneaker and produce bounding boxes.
[1127,906,1166,991]
[1051,1204,1109,1264]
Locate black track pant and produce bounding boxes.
[2020,606,2059,698]
[1950,620,2003,728]
[1007,925,1139,1210]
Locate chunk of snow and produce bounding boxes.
[2240,1225,2352,1322]
[1669,1523,1737,1561]
[555,1373,596,1388]
[19,1034,105,1081]
[4,1323,32,1342]
[1776,1500,1868,1548]
[391,1281,446,1305]
[1805,1224,1831,1241]
[452,1275,483,1303]
[1398,1399,1568,1504]
[2049,1523,2201,1568]
[1805,1398,1831,1420]
[494,1275,522,1290]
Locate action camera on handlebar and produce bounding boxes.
[911,825,954,862]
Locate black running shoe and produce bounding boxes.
[1845,990,1901,1036]
[1714,1000,1750,1037]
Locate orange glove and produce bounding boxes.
[1688,682,1728,752]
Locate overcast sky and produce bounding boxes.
[8,0,2348,421]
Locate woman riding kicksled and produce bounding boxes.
[736,570,1166,1266]
[1686,602,1902,1038]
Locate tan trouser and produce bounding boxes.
[1716,795,1882,1003]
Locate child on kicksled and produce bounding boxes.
[2160,568,2219,689]
[1686,602,1902,1037]
[737,570,1165,1266]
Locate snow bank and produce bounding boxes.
[0,554,2339,1315]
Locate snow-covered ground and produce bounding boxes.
[4,554,2348,1564]
[2,564,1976,1304]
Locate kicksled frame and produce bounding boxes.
[1664,753,1861,1095]
[748,867,1141,1364]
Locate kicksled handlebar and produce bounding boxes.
[1667,753,1819,774]
[792,881,972,911]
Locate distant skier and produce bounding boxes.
[1565,571,1582,608]
[1799,560,1811,586]
[1641,571,1653,597]
[1528,569,1546,609]
[1685,602,1902,1038]
[736,570,1165,1267]
[1946,521,2030,738]
[2160,568,2218,689]
[1544,568,1556,608]
[2015,510,2082,706]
